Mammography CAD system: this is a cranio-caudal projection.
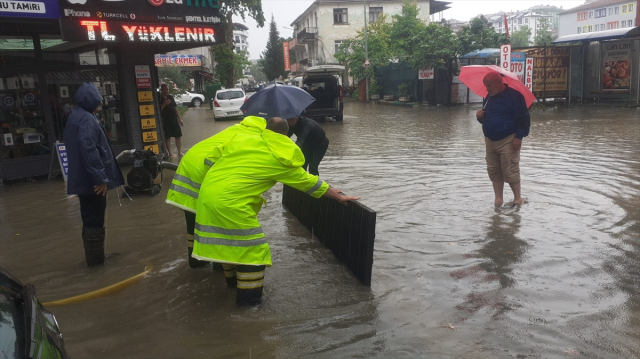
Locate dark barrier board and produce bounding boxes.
[282,185,376,286]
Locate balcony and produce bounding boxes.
[289,38,305,49]
[297,27,317,43]
[290,62,300,73]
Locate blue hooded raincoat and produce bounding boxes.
[64,83,124,195]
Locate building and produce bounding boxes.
[287,0,451,75]
[233,23,252,77]
[157,47,215,93]
[483,5,564,46]
[0,0,225,182]
[558,0,637,36]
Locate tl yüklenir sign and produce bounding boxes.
[155,54,202,67]
[0,0,59,19]
[60,20,223,43]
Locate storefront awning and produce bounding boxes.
[553,27,640,44]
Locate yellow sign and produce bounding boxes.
[141,118,156,129]
[142,131,158,143]
[145,144,160,154]
[139,105,155,116]
[137,91,154,102]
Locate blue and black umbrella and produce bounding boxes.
[241,84,315,119]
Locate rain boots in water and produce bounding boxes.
[222,264,266,305]
[187,234,209,268]
[82,227,105,266]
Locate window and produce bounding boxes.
[595,24,599,31]
[578,27,582,34]
[589,11,594,18]
[525,18,529,23]
[369,7,383,23]
[607,21,620,29]
[333,8,348,24]
[615,6,619,14]
[234,35,240,43]
[583,26,587,32]
[609,7,614,15]
[334,40,343,54]
[217,90,245,100]
[622,20,627,27]
[518,18,522,24]
[578,11,588,21]
[595,9,606,17]
[622,5,628,13]
[588,25,593,32]
[630,4,634,12]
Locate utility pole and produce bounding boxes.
[364,0,369,101]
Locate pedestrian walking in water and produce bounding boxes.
[193,118,358,305]
[158,83,184,157]
[286,116,329,175]
[165,116,266,269]
[476,72,530,206]
[64,82,124,266]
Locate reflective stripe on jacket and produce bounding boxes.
[193,130,329,266]
[165,116,266,212]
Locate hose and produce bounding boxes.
[115,149,135,161]
[162,161,178,172]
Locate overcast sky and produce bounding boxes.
[243,0,587,59]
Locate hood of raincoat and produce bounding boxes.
[239,116,267,131]
[262,130,305,167]
[75,82,103,113]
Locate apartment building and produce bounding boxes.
[558,0,637,36]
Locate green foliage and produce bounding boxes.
[177,106,189,118]
[534,18,557,46]
[335,14,392,81]
[220,0,265,27]
[369,79,381,95]
[210,46,251,83]
[412,23,458,70]
[390,0,427,60]
[157,66,190,95]
[351,88,359,99]
[457,16,505,55]
[249,61,267,83]
[258,15,288,81]
[510,26,532,48]
[397,82,409,97]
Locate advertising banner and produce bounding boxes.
[602,41,632,90]
[59,0,221,24]
[500,44,511,72]
[155,54,202,67]
[525,58,534,91]
[523,47,570,98]
[55,142,69,182]
[60,20,224,44]
[283,41,290,72]
[0,0,59,19]
[418,68,434,80]
[510,52,525,83]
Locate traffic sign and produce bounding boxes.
[142,131,158,143]
[363,59,371,68]
[139,104,155,116]
[137,91,154,102]
[141,118,156,129]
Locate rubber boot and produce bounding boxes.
[82,227,105,266]
[187,234,209,268]
[212,263,224,271]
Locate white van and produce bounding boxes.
[300,65,344,121]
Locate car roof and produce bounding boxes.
[217,88,245,93]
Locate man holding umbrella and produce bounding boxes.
[475,72,530,206]
[286,115,329,175]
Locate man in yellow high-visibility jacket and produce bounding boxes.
[194,117,359,305]
[166,116,266,268]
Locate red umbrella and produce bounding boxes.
[459,65,536,108]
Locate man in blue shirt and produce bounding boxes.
[476,72,530,206]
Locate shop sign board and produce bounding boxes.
[283,42,290,71]
[601,40,632,90]
[523,47,570,98]
[59,0,221,24]
[135,65,152,89]
[60,20,225,44]
[155,54,202,67]
[141,118,157,130]
[418,68,434,80]
[145,144,160,154]
[510,52,525,83]
[142,131,158,143]
[137,91,154,102]
[525,58,534,91]
[54,142,69,182]
[500,44,511,72]
[0,0,59,19]
[139,104,155,116]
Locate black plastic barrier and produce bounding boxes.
[282,185,376,286]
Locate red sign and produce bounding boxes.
[60,19,224,43]
[418,68,434,80]
[283,41,290,72]
[136,78,152,88]
[525,58,534,91]
[500,44,512,72]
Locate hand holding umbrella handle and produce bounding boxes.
[476,110,485,121]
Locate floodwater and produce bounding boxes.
[1,102,639,358]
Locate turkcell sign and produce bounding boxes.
[0,0,59,18]
[60,20,222,43]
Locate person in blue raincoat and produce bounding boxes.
[64,82,124,266]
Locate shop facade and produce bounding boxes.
[0,0,224,183]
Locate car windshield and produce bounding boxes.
[218,91,244,100]
[0,290,23,359]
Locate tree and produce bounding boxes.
[258,15,287,81]
[248,61,267,83]
[534,18,557,46]
[157,66,191,95]
[389,0,427,61]
[510,26,532,48]
[335,14,392,82]
[210,46,251,83]
[216,0,266,88]
[457,15,505,56]
[411,23,458,70]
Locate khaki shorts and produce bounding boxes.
[485,134,520,183]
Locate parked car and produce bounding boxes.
[174,91,206,107]
[212,88,247,120]
[0,267,71,359]
[298,65,345,121]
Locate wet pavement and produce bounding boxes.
[1,102,639,358]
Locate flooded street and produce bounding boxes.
[1,102,640,358]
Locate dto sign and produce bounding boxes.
[500,44,511,72]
